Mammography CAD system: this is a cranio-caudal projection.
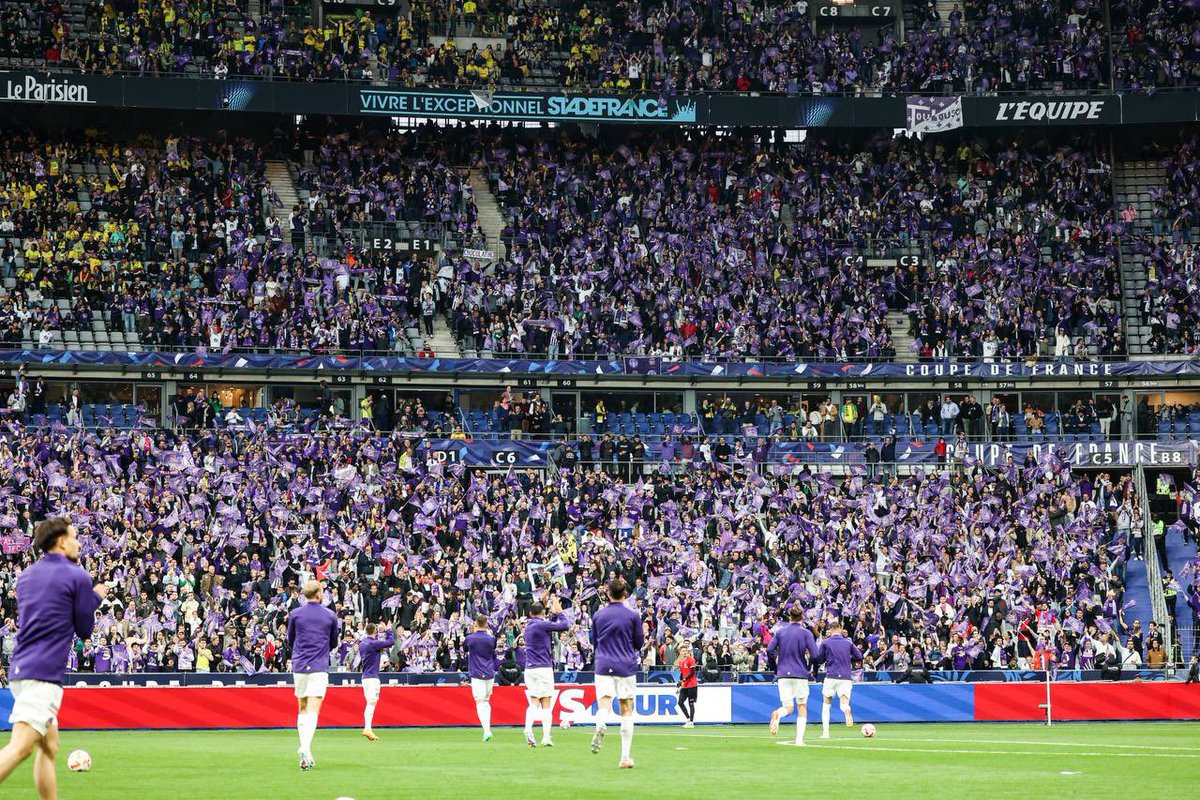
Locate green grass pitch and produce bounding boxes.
[16,723,1200,799]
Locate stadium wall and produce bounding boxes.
[3,683,1199,731]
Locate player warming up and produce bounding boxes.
[766,606,819,746]
[464,615,498,741]
[675,641,699,728]
[818,622,863,739]
[523,595,569,747]
[589,578,644,768]
[0,517,106,800]
[358,622,394,741]
[287,580,339,770]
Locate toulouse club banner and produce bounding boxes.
[5,681,1199,730]
[6,348,1200,382]
[906,96,963,135]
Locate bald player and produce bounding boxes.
[287,580,339,770]
[463,615,498,742]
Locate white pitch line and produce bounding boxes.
[634,730,1200,757]
[797,743,1199,759]
[847,735,1200,753]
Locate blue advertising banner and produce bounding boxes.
[730,683,976,724]
[4,349,1200,382]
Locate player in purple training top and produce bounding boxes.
[523,595,569,747]
[765,606,819,746]
[463,614,499,742]
[0,518,106,798]
[358,621,394,741]
[286,580,339,770]
[817,621,863,739]
[589,578,644,769]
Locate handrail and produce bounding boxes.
[1137,464,1175,670]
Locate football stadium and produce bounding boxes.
[1,0,1200,798]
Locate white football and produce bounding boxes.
[67,750,91,772]
[861,724,877,738]
[559,718,573,730]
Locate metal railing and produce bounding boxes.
[1137,465,1175,670]
[7,57,1196,97]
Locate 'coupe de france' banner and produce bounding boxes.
[906,96,963,135]
[771,440,1200,468]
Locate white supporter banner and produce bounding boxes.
[463,247,496,261]
[905,96,964,135]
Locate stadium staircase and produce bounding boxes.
[886,310,917,362]
[1165,523,1198,664]
[1125,466,1158,633]
[1135,466,1176,664]
[1113,159,1166,356]
[468,169,509,260]
[265,160,303,248]
[935,0,958,27]
[424,318,462,358]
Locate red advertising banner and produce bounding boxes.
[56,685,601,730]
[974,683,1200,721]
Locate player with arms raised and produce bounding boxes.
[0,517,106,798]
[589,578,644,768]
[287,580,339,770]
[523,595,569,747]
[818,621,863,738]
[358,622,394,741]
[766,606,819,746]
[464,614,498,741]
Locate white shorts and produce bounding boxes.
[293,671,329,699]
[777,678,809,706]
[822,678,854,700]
[471,678,495,702]
[523,667,555,698]
[8,680,63,736]
[594,674,636,701]
[362,677,381,701]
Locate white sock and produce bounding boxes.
[619,717,634,760]
[300,712,317,754]
[595,700,609,732]
[296,713,305,753]
[843,703,854,727]
[541,706,553,740]
[524,705,536,736]
[476,701,491,735]
[795,707,806,745]
[364,701,376,732]
[821,703,831,736]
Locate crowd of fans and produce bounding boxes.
[456,128,1123,361]
[2,0,1200,93]
[0,122,1150,361]
[2,418,1191,677]
[1131,134,1200,356]
[0,125,490,354]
